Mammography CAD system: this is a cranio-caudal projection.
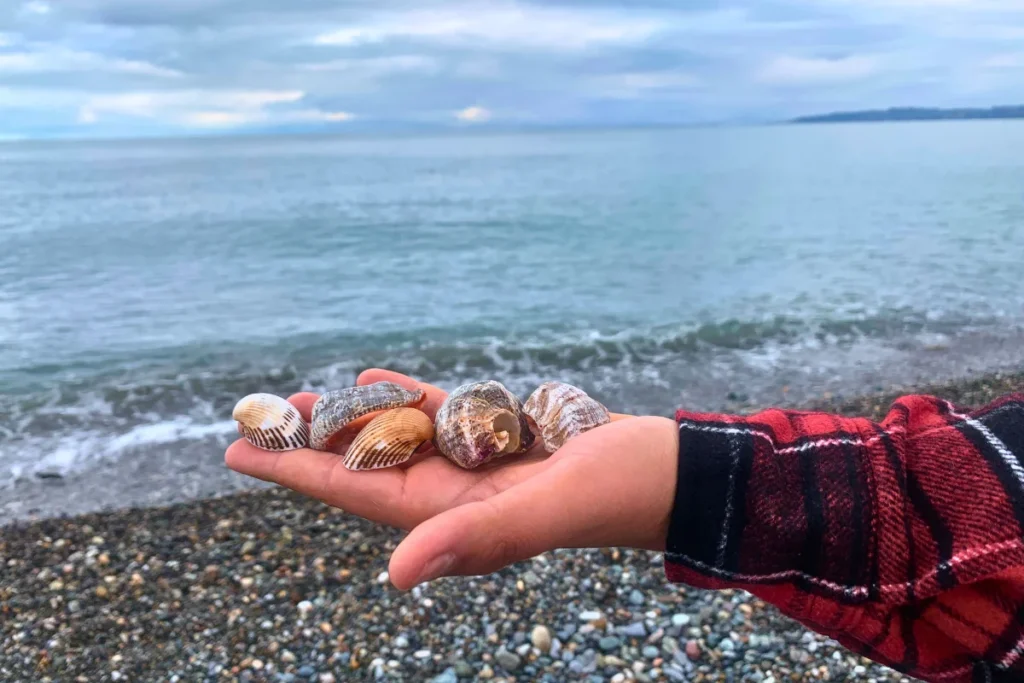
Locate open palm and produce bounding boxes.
[225,368,678,589]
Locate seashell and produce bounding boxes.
[343,408,434,471]
[309,381,426,453]
[523,382,610,453]
[433,380,535,469]
[232,393,309,451]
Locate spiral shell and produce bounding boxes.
[524,382,610,453]
[343,408,434,471]
[310,381,426,453]
[232,393,309,451]
[433,380,535,469]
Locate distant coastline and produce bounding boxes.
[791,105,1024,124]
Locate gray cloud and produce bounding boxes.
[1,0,1024,138]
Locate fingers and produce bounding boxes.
[225,439,419,527]
[387,416,680,589]
[286,392,320,421]
[357,368,448,419]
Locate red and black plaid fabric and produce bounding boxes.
[664,391,1024,682]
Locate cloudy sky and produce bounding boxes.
[2,0,1024,139]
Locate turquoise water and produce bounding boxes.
[1,122,1023,482]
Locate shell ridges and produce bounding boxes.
[524,381,610,453]
[343,408,434,471]
[233,393,309,452]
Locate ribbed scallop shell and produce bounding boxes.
[433,380,535,469]
[310,381,426,453]
[232,393,309,451]
[523,382,610,453]
[343,408,434,471]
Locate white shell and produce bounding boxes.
[232,393,309,451]
[524,382,610,453]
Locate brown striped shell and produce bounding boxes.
[523,382,610,453]
[433,380,535,469]
[310,381,426,453]
[343,408,434,471]
[232,393,309,451]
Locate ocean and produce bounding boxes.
[2,122,1023,516]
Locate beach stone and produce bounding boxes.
[671,614,690,627]
[685,640,701,660]
[618,622,646,638]
[478,664,494,679]
[580,610,603,621]
[495,649,521,672]
[523,570,542,587]
[532,625,552,652]
[598,636,621,652]
[642,646,660,659]
[297,666,315,678]
[629,589,645,606]
[393,635,409,649]
[454,661,474,677]
[431,669,458,683]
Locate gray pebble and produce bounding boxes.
[720,638,735,652]
[598,636,621,652]
[454,661,474,677]
[642,646,660,659]
[523,570,542,587]
[629,589,645,606]
[297,666,315,678]
[430,669,458,683]
[618,622,646,638]
[495,649,522,672]
[393,635,409,649]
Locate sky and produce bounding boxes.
[2,0,1024,139]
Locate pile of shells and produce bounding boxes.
[231,379,612,471]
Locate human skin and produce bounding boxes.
[225,369,680,590]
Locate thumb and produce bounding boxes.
[387,416,679,590]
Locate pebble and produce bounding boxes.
[685,640,701,660]
[618,622,646,638]
[478,664,494,679]
[671,613,690,627]
[629,589,645,605]
[376,571,389,584]
[495,649,522,671]
[531,624,552,652]
[296,600,313,618]
[431,669,458,683]
[598,636,621,652]
[579,610,603,621]
[642,646,660,659]
[413,649,431,659]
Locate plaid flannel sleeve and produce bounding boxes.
[665,392,1024,683]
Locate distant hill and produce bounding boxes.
[791,105,1024,124]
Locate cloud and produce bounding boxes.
[301,54,438,75]
[455,106,491,122]
[2,0,1024,138]
[313,4,664,51]
[72,89,351,128]
[0,47,182,78]
[20,1,50,16]
[756,55,880,85]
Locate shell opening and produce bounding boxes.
[492,411,521,454]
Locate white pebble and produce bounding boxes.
[297,600,313,618]
[376,571,390,584]
[579,610,603,621]
[516,643,531,656]
[319,674,335,683]
[414,650,431,659]
[611,674,626,683]
[422,598,434,608]
[854,666,867,675]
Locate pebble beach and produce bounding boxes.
[3,370,1022,683]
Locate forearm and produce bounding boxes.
[663,391,1024,682]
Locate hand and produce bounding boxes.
[225,369,680,589]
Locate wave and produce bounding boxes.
[0,308,1012,485]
